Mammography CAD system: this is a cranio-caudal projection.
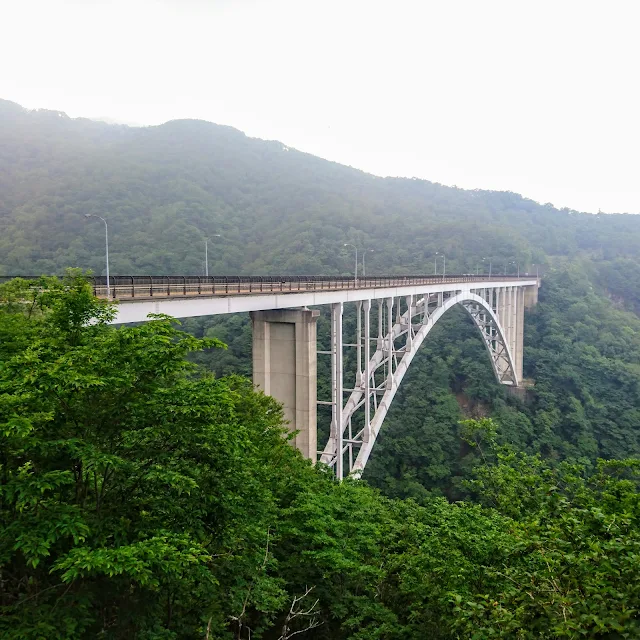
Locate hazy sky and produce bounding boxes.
[3,0,640,213]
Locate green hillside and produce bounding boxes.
[3,97,640,280]
[4,100,640,637]
[3,98,640,498]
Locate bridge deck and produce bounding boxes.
[80,274,533,300]
[86,275,539,324]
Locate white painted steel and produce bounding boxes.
[108,277,537,480]
[319,291,519,477]
[110,279,538,324]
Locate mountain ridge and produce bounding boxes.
[1,97,639,280]
[0,98,595,212]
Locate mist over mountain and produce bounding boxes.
[3,97,640,282]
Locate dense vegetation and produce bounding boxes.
[3,276,640,639]
[5,97,639,482]
[3,100,640,635]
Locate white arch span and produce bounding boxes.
[320,291,518,477]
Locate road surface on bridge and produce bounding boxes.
[83,273,531,299]
[74,274,537,324]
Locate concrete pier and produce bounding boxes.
[250,308,319,459]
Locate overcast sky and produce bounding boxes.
[3,0,639,213]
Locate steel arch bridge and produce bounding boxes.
[319,290,519,478]
[92,273,538,479]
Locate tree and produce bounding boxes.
[0,274,306,638]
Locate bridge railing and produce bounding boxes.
[0,274,534,300]
[92,274,532,299]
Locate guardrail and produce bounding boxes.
[0,274,536,300]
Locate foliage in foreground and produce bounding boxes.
[2,276,640,639]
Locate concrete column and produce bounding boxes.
[504,286,512,359]
[489,287,496,347]
[502,287,511,350]
[514,287,525,384]
[331,303,344,479]
[523,283,539,309]
[422,293,430,324]
[405,294,413,352]
[356,301,362,386]
[510,287,517,371]
[251,308,319,460]
[386,297,394,389]
[363,300,371,444]
[507,287,513,356]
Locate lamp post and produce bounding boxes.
[362,249,374,277]
[344,243,358,286]
[85,214,110,298]
[204,234,221,277]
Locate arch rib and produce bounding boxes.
[320,291,518,478]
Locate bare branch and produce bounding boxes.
[278,586,323,640]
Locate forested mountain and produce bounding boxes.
[4,100,640,637]
[2,96,640,281]
[3,97,640,497]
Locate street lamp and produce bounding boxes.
[204,234,221,277]
[362,249,374,277]
[482,257,492,278]
[344,243,358,286]
[85,214,110,298]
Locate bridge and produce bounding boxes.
[92,274,539,478]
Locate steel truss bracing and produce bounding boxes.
[319,289,519,479]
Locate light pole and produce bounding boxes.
[85,214,110,298]
[482,257,492,278]
[362,249,374,277]
[204,234,221,277]
[344,243,358,286]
